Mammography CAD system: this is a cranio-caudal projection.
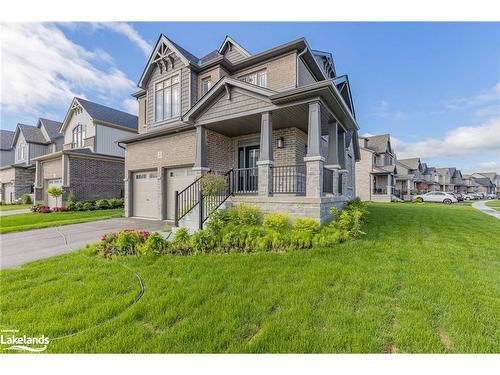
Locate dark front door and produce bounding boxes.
[237,145,259,192]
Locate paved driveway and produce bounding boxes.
[0,218,165,269]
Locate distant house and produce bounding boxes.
[395,157,425,198]
[472,172,499,194]
[434,167,467,192]
[0,119,63,203]
[355,134,397,202]
[33,97,138,207]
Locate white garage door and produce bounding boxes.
[4,183,14,204]
[46,179,62,208]
[166,167,197,220]
[133,171,158,219]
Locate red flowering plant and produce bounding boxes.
[36,206,52,213]
[52,207,66,212]
[96,229,151,257]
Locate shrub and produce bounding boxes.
[31,204,43,212]
[293,217,320,233]
[74,202,84,211]
[412,197,423,203]
[190,229,216,254]
[205,208,230,236]
[170,228,192,255]
[52,207,65,212]
[109,198,124,208]
[290,229,314,249]
[201,173,227,197]
[263,212,290,231]
[228,204,263,226]
[137,232,170,256]
[96,229,150,257]
[95,199,111,210]
[82,201,95,211]
[312,225,347,248]
[36,205,52,213]
[20,194,32,204]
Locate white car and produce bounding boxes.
[414,191,458,204]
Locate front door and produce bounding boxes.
[237,145,259,192]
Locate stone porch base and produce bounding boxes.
[229,194,350,223]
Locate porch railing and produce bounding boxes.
[174,176,203,226]
[272,164,306,195]
[373,187,388,195]
[232,167,258,194]
[323,167,334,194]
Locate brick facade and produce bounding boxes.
[0,166,35,202]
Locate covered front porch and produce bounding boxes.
[371,173,396,202]
[177,77,360,227]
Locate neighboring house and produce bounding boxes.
[450,168,467,193]
[0,119,63,203]
[462,174,481,193]
[120,34,360,227]
[472,172,499,194]
[33,97,138,207]
[395,157,426,199]
[355,134,397,202]
[0,130,15,202]
[422,165,441,192]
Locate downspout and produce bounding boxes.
[296,47,308,87]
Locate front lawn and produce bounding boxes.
[0,204,32,211]
[0,203,498,353]
[486,200,500,211]
[0,209,123,234]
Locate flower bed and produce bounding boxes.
[88,199,369,258]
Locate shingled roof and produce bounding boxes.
[398,157,420,170]
[38,118,63,141]
[0,129,15,150]
[75,98,138,131]
[362,134,391,153]
[16,124,48,145]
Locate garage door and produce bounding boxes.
[4,183,14,204]
[133,171,158,219]
[166,167,197,220]
[47,179,62,207]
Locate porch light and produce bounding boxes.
[277,137,285,149]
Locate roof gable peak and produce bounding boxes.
[218,36,251,57]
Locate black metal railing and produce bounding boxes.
[199,170,234,228]
[323,167,334,194]
[272,164,306,195]
[232,167,258,194]
[174,176,202,227]
[372,187,387,195]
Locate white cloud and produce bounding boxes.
[122,98,138,115]
[443,82,500,111]
[93,22,151,57]
[392,117,500,159]
[370,100,405,120]
[0,23,135,115]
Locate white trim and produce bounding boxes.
[218,36,251,57]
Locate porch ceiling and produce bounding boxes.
[202,102,334,137]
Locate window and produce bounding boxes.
[17,142,26,160]
[155,75,180,122]
[72,124,86,148]
[201,77,212,95]
[240,70,267,88]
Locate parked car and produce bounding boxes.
[465,193,480,200]
[453,192,465,201]
[486,193,497,199]
[413,191,458,204]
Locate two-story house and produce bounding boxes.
[395,157,426,199]
[0,119,63,203]
[470,172,497,194]
[355,134,397,202]
[0,129,16,202]
[119,35,360,227]
[33,97,138,207]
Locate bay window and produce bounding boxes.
[155,75,180,122]
[72,124,86,148]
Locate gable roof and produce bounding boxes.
[436,167,452,175]
[73,98,138,131]
[362,134,391,153]
[218,36,251,58]
[38,118,63,141]
[14,123,48,145]
[333,75,355,118]
[0,130,15,150]
[398,157,420,170]
[474,177,494,187]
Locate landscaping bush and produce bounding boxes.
[74,202,84,211]
[201,172,227,196]
[20,194,32,205]
[36,205,52,214]
[95,199,111,210]
[109,198,124,208]
[82,201,95,211]
[52,207,66,212]
[92,201,369,258]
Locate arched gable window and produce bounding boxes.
[72,124,86,148]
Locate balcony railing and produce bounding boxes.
[272,164,306,195]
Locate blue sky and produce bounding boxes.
[1,22,499,172]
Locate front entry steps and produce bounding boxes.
[172,200,233,234]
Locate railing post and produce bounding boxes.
[174,190,179,227]
[198,188,203,230]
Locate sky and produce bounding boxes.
[1,22,499,173]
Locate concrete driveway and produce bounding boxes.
[0,217,165,269]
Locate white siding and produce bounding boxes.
[95,124,134,157]
[63,109,95,145]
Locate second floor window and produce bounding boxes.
[155,75,180,122]
[72,124,86,148]
[17,142,26,160]
[201,78,212,96]
[240,70,267,88]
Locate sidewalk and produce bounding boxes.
[472,200,500,219]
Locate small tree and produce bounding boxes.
[46,186,64,208]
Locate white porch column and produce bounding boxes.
[193,125,209,174]
[34,160,42,188]
[61,154,70,186]
[304,102,324,197]
[257,112,273,196]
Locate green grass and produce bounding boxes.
[0,209,123,234]
[0,203,499,353]
[0,204,32,211]
[486,200,500,211]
